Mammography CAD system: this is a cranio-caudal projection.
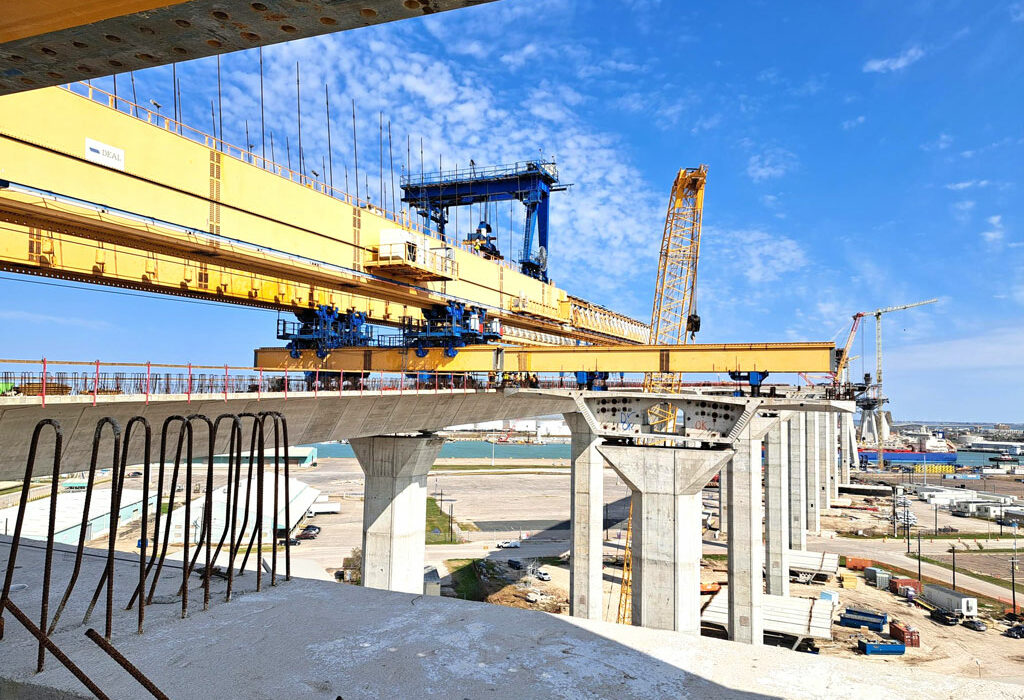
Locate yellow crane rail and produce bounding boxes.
[253,342,836,374]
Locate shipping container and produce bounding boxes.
[858,639,906,655]
[889,622,921,647]
[864,566,883,584]
[889,578,922,595]
[845,557,871,571]
[839,607,888,632]
[875,572,892,589]
[923,584,977,617]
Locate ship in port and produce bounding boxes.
[858,427,957,464]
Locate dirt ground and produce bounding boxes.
[799,567,1024,686]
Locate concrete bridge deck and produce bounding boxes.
[0,388,574,480]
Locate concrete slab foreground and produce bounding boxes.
[1,538,1016,700]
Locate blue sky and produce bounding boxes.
[2,0,1022,422]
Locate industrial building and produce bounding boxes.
[0,489,155,544]
[165,477,320,545]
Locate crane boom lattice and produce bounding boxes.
[619,165,707,626]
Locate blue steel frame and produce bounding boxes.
[400,160,565,281]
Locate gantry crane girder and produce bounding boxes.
[0,84,648,347]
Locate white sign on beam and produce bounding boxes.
[85,138,125,171]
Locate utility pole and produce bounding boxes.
[951,546,957,591]
[917,531,922,582]
[934,503,938,536]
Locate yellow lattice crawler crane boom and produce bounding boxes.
[618,165,707,625]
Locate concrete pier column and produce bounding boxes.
[788,414,807,551]
[350,434,445,594]
[727,426,764,645]
[764,422,790,596]
[805,413,820,534]
[840,412,854,481]
[564,413,604,621]
[828,414,839,500]
[817,412,831,513]
[718,465,728,537]
[598,444,731,633]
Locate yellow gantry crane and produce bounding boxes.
[618,165,708,625]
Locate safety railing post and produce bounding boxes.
[360,371,365,397]
[93,360,99,406]
[379,370,384,394]
[41,357,47,407]
[314,369,319,399]
[187,363,192,404]
[223,364,228,402]
[284,368,288,400]
[145,361,151,405]
[339,370,344,397]
[258,367,263,401]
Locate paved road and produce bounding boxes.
[808,535,1018,604]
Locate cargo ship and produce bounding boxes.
[857,449,957,464]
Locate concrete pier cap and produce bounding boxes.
[597,443,733,633]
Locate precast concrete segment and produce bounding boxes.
[805,412,820,534]
[817,411,831,512]
[0,0,496,96]
[0,390,574,479]
[726,425,764,645]
[564,413,604,621]
[349,434,444,594]
[597,444,732,633]
[764,422,790,596]
[787,414,807,551]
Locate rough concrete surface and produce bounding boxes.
[2,538,1021,699]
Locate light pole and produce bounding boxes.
[917,531,922,582]
[934,503,938,536]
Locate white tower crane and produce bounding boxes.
[863,298,938,466]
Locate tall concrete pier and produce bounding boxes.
[351,434,446,594]
[565,413,605,620]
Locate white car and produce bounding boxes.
[535,570,551,582]
[497,540,521,549]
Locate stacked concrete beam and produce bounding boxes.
[564,413,605,621]
[350,434,445,594]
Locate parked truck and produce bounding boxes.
[306,502,342,517]
[922,584,977,617]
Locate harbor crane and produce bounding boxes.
[619,164,708,626]
[836,298,938,464]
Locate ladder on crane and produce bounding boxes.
[618,165,707,625]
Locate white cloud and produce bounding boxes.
[921,133,953,151]
[863,46,925,73]
[690,114,721,134]
[952,200,975,223]
[760,194,778,208]
[945,179,989,190]
[980,214,1005,244]
[747,147,798,182]
[500,43,541,69]
[841,115,865,130]
[711,229,807,283]
[885,326,1024,372]
[0,310,112,330]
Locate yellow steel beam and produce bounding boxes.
[252,343,836,374]
[0,85,648,346]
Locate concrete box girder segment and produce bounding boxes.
[597,443,732,633]
[350,434,444,594]
[0,0,496,96]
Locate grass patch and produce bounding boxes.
[909,554,1024,597]
[426,497,458,544]
[445,559,486,601]
[703,553,728,561]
